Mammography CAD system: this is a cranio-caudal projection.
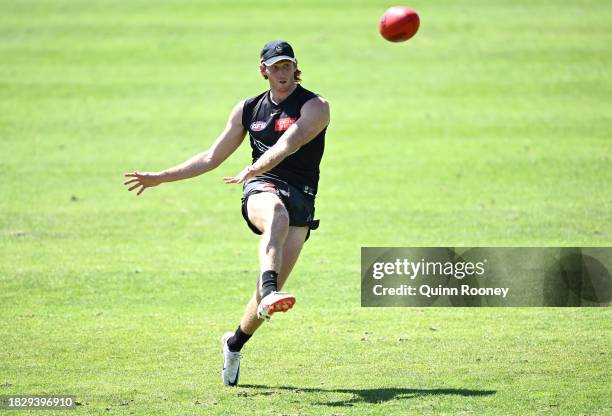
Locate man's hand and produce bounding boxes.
[223,165,259,184]
[123,172,163,196]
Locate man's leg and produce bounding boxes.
[238,225,309,335]
[221,224,308,385]
[222,191,309,385]
[246,192,290,298]
[229,191,308,337]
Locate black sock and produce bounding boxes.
[227,326,252,352]
[260,270,278,298]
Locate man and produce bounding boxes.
[123,40,330,387]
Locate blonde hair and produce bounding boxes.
[260,62,302,83]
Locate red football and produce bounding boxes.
[379,6,420,42]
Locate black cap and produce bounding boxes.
[260,40,296,66]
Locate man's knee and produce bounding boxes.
[267,201,289,234]
[247,193,289,234]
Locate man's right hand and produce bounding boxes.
[123,172,163,196]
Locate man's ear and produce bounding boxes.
[259,63,268,80]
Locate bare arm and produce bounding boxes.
[223,96,330,184]
[124,101,247,195]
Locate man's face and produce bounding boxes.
[260,60,296,91]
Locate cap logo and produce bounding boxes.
[275,45,283,53]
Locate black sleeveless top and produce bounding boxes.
[241,85,327,198]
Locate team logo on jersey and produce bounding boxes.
[274,117,297,131]
[250,121,267,132]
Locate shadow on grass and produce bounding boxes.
[239,384,496,407]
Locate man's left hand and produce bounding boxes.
[223,165,259,184]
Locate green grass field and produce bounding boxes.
[1,0,611,414]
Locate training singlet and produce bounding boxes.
[241,84,327,198]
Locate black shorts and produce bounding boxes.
[241,177,320,241]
